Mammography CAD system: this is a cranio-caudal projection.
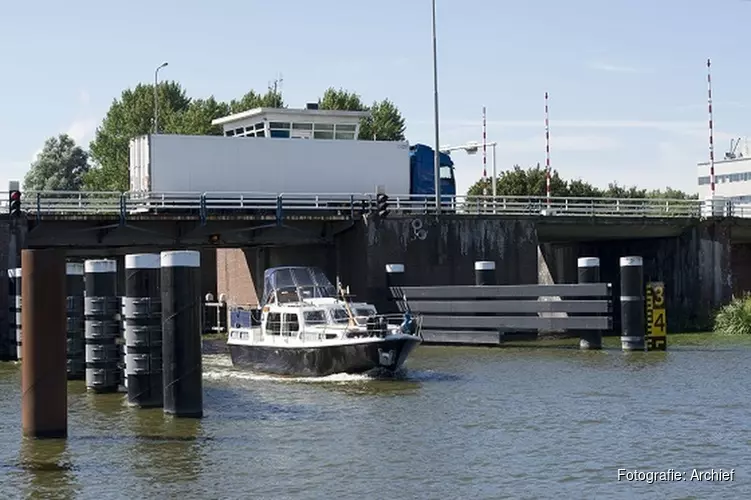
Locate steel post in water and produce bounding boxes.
[124,253,162,408]
[474,261,496,286]
[84,259,121,393]
[619,256,645,351]
[66,263,85,380]
[577,257,602,350]
[21,249,67,439]
[161,251,203,418]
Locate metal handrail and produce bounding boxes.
[1,190,743,218]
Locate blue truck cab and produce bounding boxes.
[408,144,457,203]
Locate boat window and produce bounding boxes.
[266,313,281,335]
[283,313,300,335]
[354,307,376,317]
[277,287,299,304]
[330,308,350,324]
[303,310,327,325]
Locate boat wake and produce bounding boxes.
[201,354,458,385]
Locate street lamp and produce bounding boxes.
[431,0,441,213]
[154,61,168,134]
[441,141,498,199]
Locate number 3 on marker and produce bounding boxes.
[652,284,664,308]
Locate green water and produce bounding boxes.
[1,333,750,499]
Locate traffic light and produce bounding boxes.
[8,190,21,218]
[377,193,389,218]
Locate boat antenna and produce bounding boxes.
[337,278,356,327]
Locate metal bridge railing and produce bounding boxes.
[0,190,741,219]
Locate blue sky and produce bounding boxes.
[2,0,750,196]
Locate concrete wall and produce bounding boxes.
[364,217,539,288]
[537,243,579,285]
[215,217,539,309]
[576,222,732,333]
[730,243,751,297]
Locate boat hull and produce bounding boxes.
[228,335,421,377]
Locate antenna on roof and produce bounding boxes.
[269,73,284,94]
[726,138,741,159]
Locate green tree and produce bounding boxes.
[170,97,230,136]
[24,134,90,191]
[318,87,367,111]
[467,164,568,197]
[318,88,407,141]
[645,187,699,200]
[359,99,406,141]
[466,166,699,199]
[85,81,191,191]
[228,88,285,114]
[602,181,647,199]
[567,178,603,197]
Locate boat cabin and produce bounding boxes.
[257,266,379,340]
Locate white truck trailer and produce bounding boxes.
[128,134,413,195]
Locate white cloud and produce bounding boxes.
[64,88,97,146]
[588,62,645,73]
[494,134,620,153]
[440,119,704,132]
[66,117,98,145]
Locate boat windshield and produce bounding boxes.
[330,308,350,324]
[303,310,328,326]
[262,266,337,305]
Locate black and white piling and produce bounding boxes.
[577,257,602,350]
[84,259,121,393]
[66,263,85,380]
[124,253,162,408]
[11,268,22,361]
[620,256,645,351]
[474,261,496,286]
[4,268,20,361]
[161,250,203,418]
[383,264,406,315]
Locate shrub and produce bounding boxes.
[713,295,751,335]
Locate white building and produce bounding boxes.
[210,103,370,140]
[697,138,751,202]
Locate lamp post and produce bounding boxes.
[431,0,441,213]
[154,62,168,134]
[441,141,498,199]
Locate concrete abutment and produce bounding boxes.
[0,216,745,342]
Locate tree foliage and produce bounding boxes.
[24,134,90,191]
[85,81,191,191]
[317,87,406,141]
[81,81,406,191]
[466,164,698,199]
[84,82,286,191]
